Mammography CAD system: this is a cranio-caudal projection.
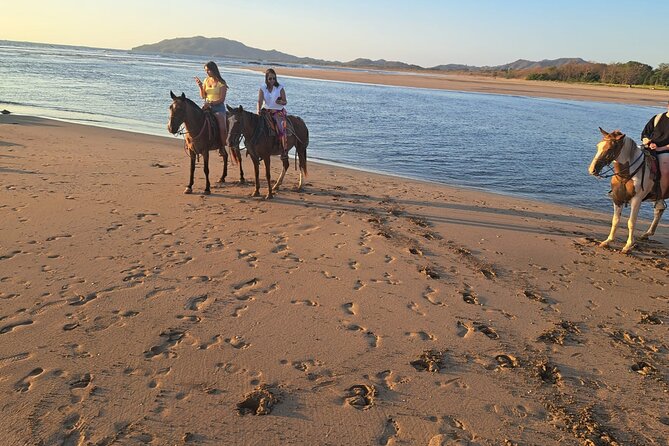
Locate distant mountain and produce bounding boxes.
[131,36,591,72]
[132,36,324,65]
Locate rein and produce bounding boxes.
[597,139,650,191]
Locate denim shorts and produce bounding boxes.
[209,102,226,114]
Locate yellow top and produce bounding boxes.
[205,79,226,102]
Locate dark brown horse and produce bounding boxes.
[167,91,244,195]
[226,105,308,199]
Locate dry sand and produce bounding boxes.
[1,111,668,446]
[248,66,669,107]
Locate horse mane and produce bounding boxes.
[182,96,202,112]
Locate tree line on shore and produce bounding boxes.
[500,61,669,87]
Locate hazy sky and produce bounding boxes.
[2,0,666,68]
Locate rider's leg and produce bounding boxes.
[215,112,227,150]
[658,153,669,198]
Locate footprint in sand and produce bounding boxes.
[14,367,44,392]
[291,299,319,307]
[0,319,34,334]
[411,350,446,372]
[461,285,481,305]
[343,302,358,315]
[495,354,519,369]
[237,385,278,416]
[354,280,366,291]
[379,418,400,446]
[408,301,425,316]
[232,305,248,317]
[423,286,443,306]
[456,321,474,338]
[185,294,209,311]
[474,322,499,339]
[225,336,250,350]
[344,384,376,409]
[406,331,436,341]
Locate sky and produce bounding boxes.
[2,0,667,68]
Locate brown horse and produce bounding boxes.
[167,91,244,195]
[226,105,308,199]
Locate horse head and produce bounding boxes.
[589,127,626,176]
[225,105,246,148]
[167,91,187,135]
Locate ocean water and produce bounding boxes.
[0,40,660,217]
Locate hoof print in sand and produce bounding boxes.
[237,385,278,416]
[631,361,655,376]
[538,320,581,345]
[536,361,561,385]
[639,313,663,325]
[495,354,519,369]
[410,349,446,372]
[474,322,499,339]
[419,266,440,279]
[523,289,547,303]
[345,384,376,409]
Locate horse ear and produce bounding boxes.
[599,127,609,137]
[180,92,186,100]
[239,105,244,112]
[226,104,233,112]
[613,130,625,140]
[170,90,177,100]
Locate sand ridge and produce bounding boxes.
[0,115,668,445]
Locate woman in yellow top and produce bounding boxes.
[195,61,228,149]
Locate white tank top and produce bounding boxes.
[261,84,285,111]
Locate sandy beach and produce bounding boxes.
[1,107,668,445]
[248,67,669,107]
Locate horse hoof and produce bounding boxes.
[204,189,211,195]
[265,193,274,200]
[184,187,193,194]
[638,233,650,240]
[251,191,260,198]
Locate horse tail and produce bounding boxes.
[290,116,309,177]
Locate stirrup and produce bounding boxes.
[654,199,667,210]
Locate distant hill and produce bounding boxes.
[494,58,589,71]
[131,36,591,72]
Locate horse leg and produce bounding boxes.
[217,148,228,185]
[600,203,623,249]
[185,153,195,194]
[252,158,261,197]
[296,142,307,191]
[236,148,245,183]
[272,155,290,192]
[622,197,643,253]
[641,204,665,240]
[264,157,273,199]
[203,151,211,195]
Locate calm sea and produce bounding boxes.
[0,41,659,217]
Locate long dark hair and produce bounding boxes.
[265,68,280,87]
[205,61,227,87]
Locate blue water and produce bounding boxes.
[0,40,659,216]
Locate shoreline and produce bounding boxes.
[247,66,669,106]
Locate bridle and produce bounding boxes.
[596,137,647,184]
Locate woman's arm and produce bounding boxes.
[276,87,287,106]
[257,89,264,113]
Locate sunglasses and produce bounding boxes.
[267,76,276,80]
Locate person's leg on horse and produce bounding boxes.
[659,152,669,199]
[214,112,227,151]
[274,112,288,159]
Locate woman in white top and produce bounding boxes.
[257,68,288,153]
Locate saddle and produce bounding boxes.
[641,145,663,201]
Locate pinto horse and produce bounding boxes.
[588,127,666,253]
[167,91,244,195]
[226,105,308,199]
